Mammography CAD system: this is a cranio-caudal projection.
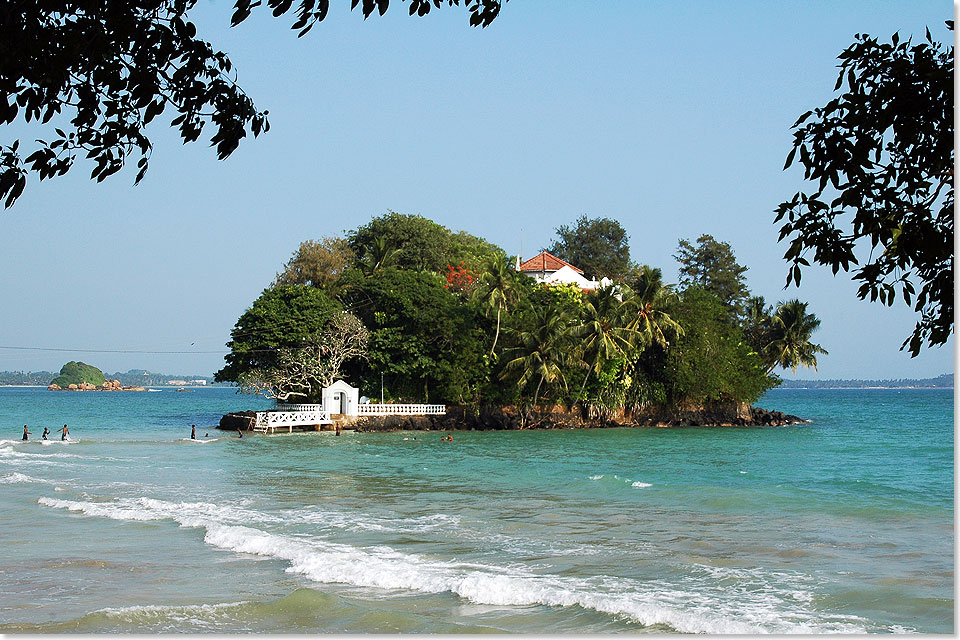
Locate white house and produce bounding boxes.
[321,379,359,416]
[517,251,610,291]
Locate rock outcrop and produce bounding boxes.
[219,411,259,431]
[48,377,146,392]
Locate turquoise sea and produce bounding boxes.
[0,386,952,633]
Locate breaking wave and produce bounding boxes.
[0,472,50,484]
[37,495,873,633]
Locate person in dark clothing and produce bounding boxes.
[22,425,30,441]
[41,427,50,440]
[191,424,196,440]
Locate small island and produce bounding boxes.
[216,213,821,431]
[47,361,146,392]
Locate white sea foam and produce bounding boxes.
[38,497,285,526]
[592,474,652,488]
[0,446,80,459]
[0,447,58,466]
[37,495,871,634]
[287,507,598,558]
[89,601,249,632]
[289,508,460,534]
[40,439,79,446]
[0,471,49,484]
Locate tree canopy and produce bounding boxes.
[673,235,750,318]
[215,284,343,384]
[274,237,354,289]
[662,288,773,406]
[50,361,107,388]
[776,23,953,356]
[338,267,487,404]
[546,215,632,280]
[0,0,505,208]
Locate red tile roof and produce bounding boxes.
[518,251,584,274]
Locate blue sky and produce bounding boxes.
[0,1,953,379]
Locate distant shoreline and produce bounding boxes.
[0,384,226,389]
[772,386,952,390]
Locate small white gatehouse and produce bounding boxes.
[322,379,359,416]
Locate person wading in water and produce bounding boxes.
[21,425,30,441]
[57,424,69,441]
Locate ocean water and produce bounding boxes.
[0,386,952,633]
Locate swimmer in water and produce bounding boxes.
[57,424,69,441]
[238,429,243,438]
[191,424,196,440]
[41,427,50,440]
[22,425,30,441]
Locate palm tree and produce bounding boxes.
[569,284,637,402]
[742,295,773,354]
[475,251,520,356]
[626,270,683,352]
[763,299,828,374]
[357,236,400,275]
[500,305,571,408]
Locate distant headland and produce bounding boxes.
[776,373,952,390]
[0,368,217,387]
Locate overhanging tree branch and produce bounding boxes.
[0,0,505,208]
[776,22,953,356]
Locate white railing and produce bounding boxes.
[254,409,331,432]
[276,403,324,412]
[357,404,446,416]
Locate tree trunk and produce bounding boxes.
[533,375,544,409]
[575,367,592,410]
[490,303,502,356]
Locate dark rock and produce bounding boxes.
[219,411,258,431]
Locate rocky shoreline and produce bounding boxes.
[218,403,806,432]
[47,379,146,392]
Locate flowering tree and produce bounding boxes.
[237,311,369,401]
[444,261,476,295]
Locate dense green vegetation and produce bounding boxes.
[0,371,57,386]
[50,361,106,387]
[218,213,827,413]
[546,215,632,281]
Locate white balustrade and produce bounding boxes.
[252,401,445,434]
[276,403,324,412]
[254,409,330,432]
[357,404,445,416]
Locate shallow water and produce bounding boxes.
[0,387,952,633]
